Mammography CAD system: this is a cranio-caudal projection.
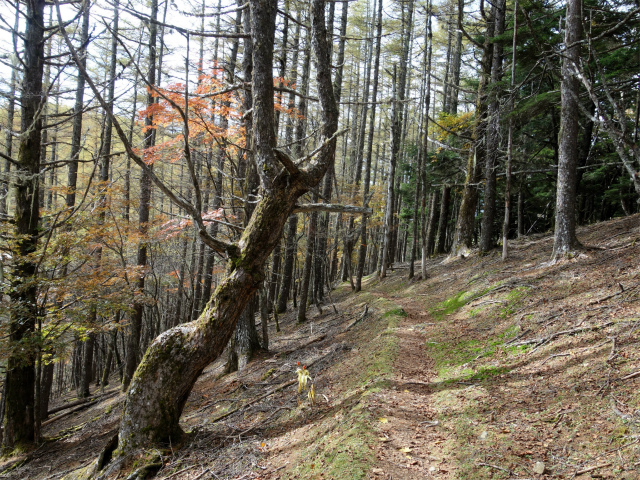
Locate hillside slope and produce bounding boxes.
[2,215,639,479]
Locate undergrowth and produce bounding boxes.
[282,295,402,480]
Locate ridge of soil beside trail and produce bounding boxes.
[2,214,639,479]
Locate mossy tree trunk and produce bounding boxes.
[113,0,338,457]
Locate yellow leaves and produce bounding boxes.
[296,365,311,393]
[435,111,474,143]
[378,417,389,424]
[296,362,316,406]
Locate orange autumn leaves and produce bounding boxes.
[136,68,302,166]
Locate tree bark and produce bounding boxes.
[112,0,338,458]
[277,214,298,313]
[123,0,158,390]
[356,0,383,291]
[3,0,45,449]
[553,0,583,256]
[451,2,494,256]
[435,185,451,254]
[503,0,518,260]
[479,0,506,252]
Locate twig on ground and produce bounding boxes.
[574,462,611,476]
[46,390,119,416]
[504,328,531,345]
[541,353,571,365]
[476,462,513,475]
[621,370,640,381]
[419,420,439,427]
[42,392,120,427]
[277,334,327,356]
[587,283,628,306]
[345,304,369,331]
[607,336,618,362]
[158,465,197,480]
[511,321,615,353]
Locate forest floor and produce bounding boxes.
[2,214,640,480]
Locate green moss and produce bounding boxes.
[280,294,401,480]
[430,290,474,321]
[498,287,530,318]
[261,368,276,381]
[383,307,407,318]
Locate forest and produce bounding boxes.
[1,0,639,477]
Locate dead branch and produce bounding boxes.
[277,333,327,356]
[46,390,118,416]
[620,370,640,381]
[476,463,513,475]
[574,463,611,476]
[42,391,119,427]
[541,353,571,365]
[512,321,615,351]
[345,304,369,331]
[504,328,531,345]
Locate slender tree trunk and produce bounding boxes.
[449,28,463,115]
[435,185,451,254]
[503,1,517,260]
[277,214,298,313]
[381,0,414,276]
[123,0,158,390]
[3,0,45,449]
[380,71,399,278]
[356,0,383,291]
[39,362,54,420]
[65,0,91,210]
[0,9,20,216]
[425,191,439,257]
[80,334,95,398]
[553,0,583,256]
[451,5,494,256]
[480,0,506,252]
[298,197,318,323]
[419,1,433,278]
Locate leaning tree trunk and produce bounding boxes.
[111,0,338,458]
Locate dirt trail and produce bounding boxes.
[367,292,446,479]
[2,215,640,480]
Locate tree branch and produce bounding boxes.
[292,203,373,215]
[55,0,236,258]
